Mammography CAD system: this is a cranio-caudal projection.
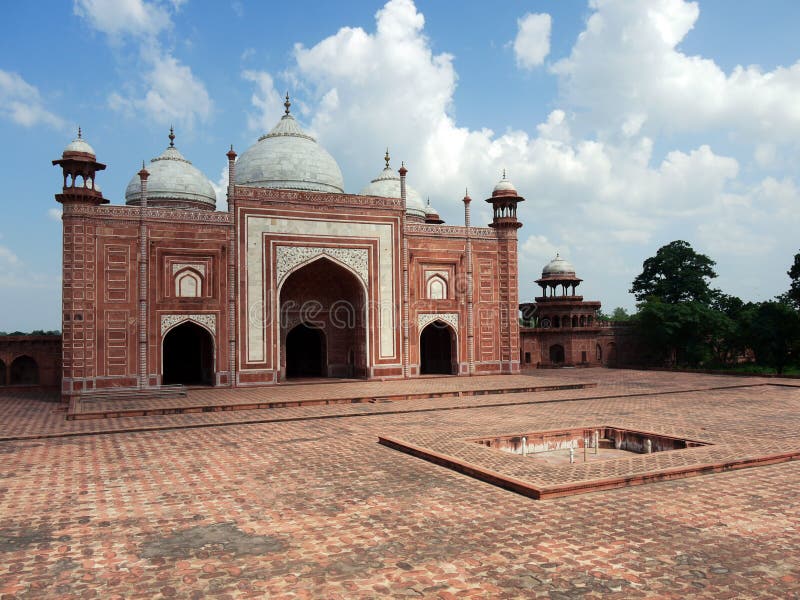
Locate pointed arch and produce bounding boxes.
[419,319,458,375]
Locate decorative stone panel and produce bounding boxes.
[172,263,206,276]
[160,314,217,336]
[276,246,369,287]
[418,312,459,331]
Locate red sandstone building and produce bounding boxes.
[519,255,609,368]
[52,97,523,400]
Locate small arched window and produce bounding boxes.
[426,275,447,300]
[175,269,202,298]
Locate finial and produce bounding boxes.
[142,160,146,169]
[502,168,506,180]
[427,196,431,206]
[284,92,291,115]
[169,125,175,147]
[384,148,390,169]
[77,126,82,139]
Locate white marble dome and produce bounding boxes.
[542,254,576,277]
[360,156,427,219]
[234,102,344,194]
[125,135,216,209]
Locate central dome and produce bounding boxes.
[234,96,344,194]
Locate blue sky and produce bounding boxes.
[1,0,799,330]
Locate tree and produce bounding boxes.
[636,299,729,367]
[787,251,800,309]
[745,301,800,374]
[630,240,717,305]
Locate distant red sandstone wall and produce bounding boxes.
[0,336,62,390]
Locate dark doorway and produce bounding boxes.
[280,257,366,379]
[549,344,565,364]
[606,342,618,367]
[286,324,326,378]
[0,359,5,385]
[420,321,456,375]
[162,322,214,385]
[10,355,38,385]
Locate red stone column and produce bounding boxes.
[399,162,409,378]
[137,163,149,388]
[464,191,475,375]
[226,146,238,387]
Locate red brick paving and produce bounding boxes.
[1,369,799,598]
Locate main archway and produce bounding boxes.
[419,321,457,375]
[162,322,214,385]
[279,257,367,379]
[285,324,326,378]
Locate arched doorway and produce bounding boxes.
[0,359,6,386]
[285,324,326,378]
[162,322,214,385]
[419,321,456,375]
[549,344,565,365]
[280,257,367,379]
[10,356,38,385]
[606,342,618,367]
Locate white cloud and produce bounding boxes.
[242,70,283,133]
[0,70,64,129]
[513,13,552,69]
[277,0,799,309]
[108,53,213,127]
[210,165,230,211]
[76,0,212,128]
[0,245,19,265]
[74,0,172,40]
[47,208,63,221]
[551,0,800,145]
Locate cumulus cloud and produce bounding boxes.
[0,70,64,129]
[73,0,171,40]
[275,0,800,307]
[513,13,552,69]
[111,53,213,127]
[551,0,800,144]
[75,0,213,128]
[242,70,283,133]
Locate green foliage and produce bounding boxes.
[630,240,717,305]
[787,251,800,309]
[0,330,60,336]
[744,301,800,374]
[636,299,730,367]
[611,307,632,321]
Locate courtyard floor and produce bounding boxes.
[1,368,799,598]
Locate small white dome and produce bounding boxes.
[125,138,216,208]
[360,160,426,219]
[234,101,344,194]
[542,254,576,276]
[493,171,517,195]
[63,129,95,157]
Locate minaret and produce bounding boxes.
[52,129,107,400]
[485,171,524,374]
[226,144,238,387]
[137,161,149,388]
[399,161,410,378]
[463,190,475,374]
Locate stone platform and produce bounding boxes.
[66,375,596,420]
[2,369,800,597]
